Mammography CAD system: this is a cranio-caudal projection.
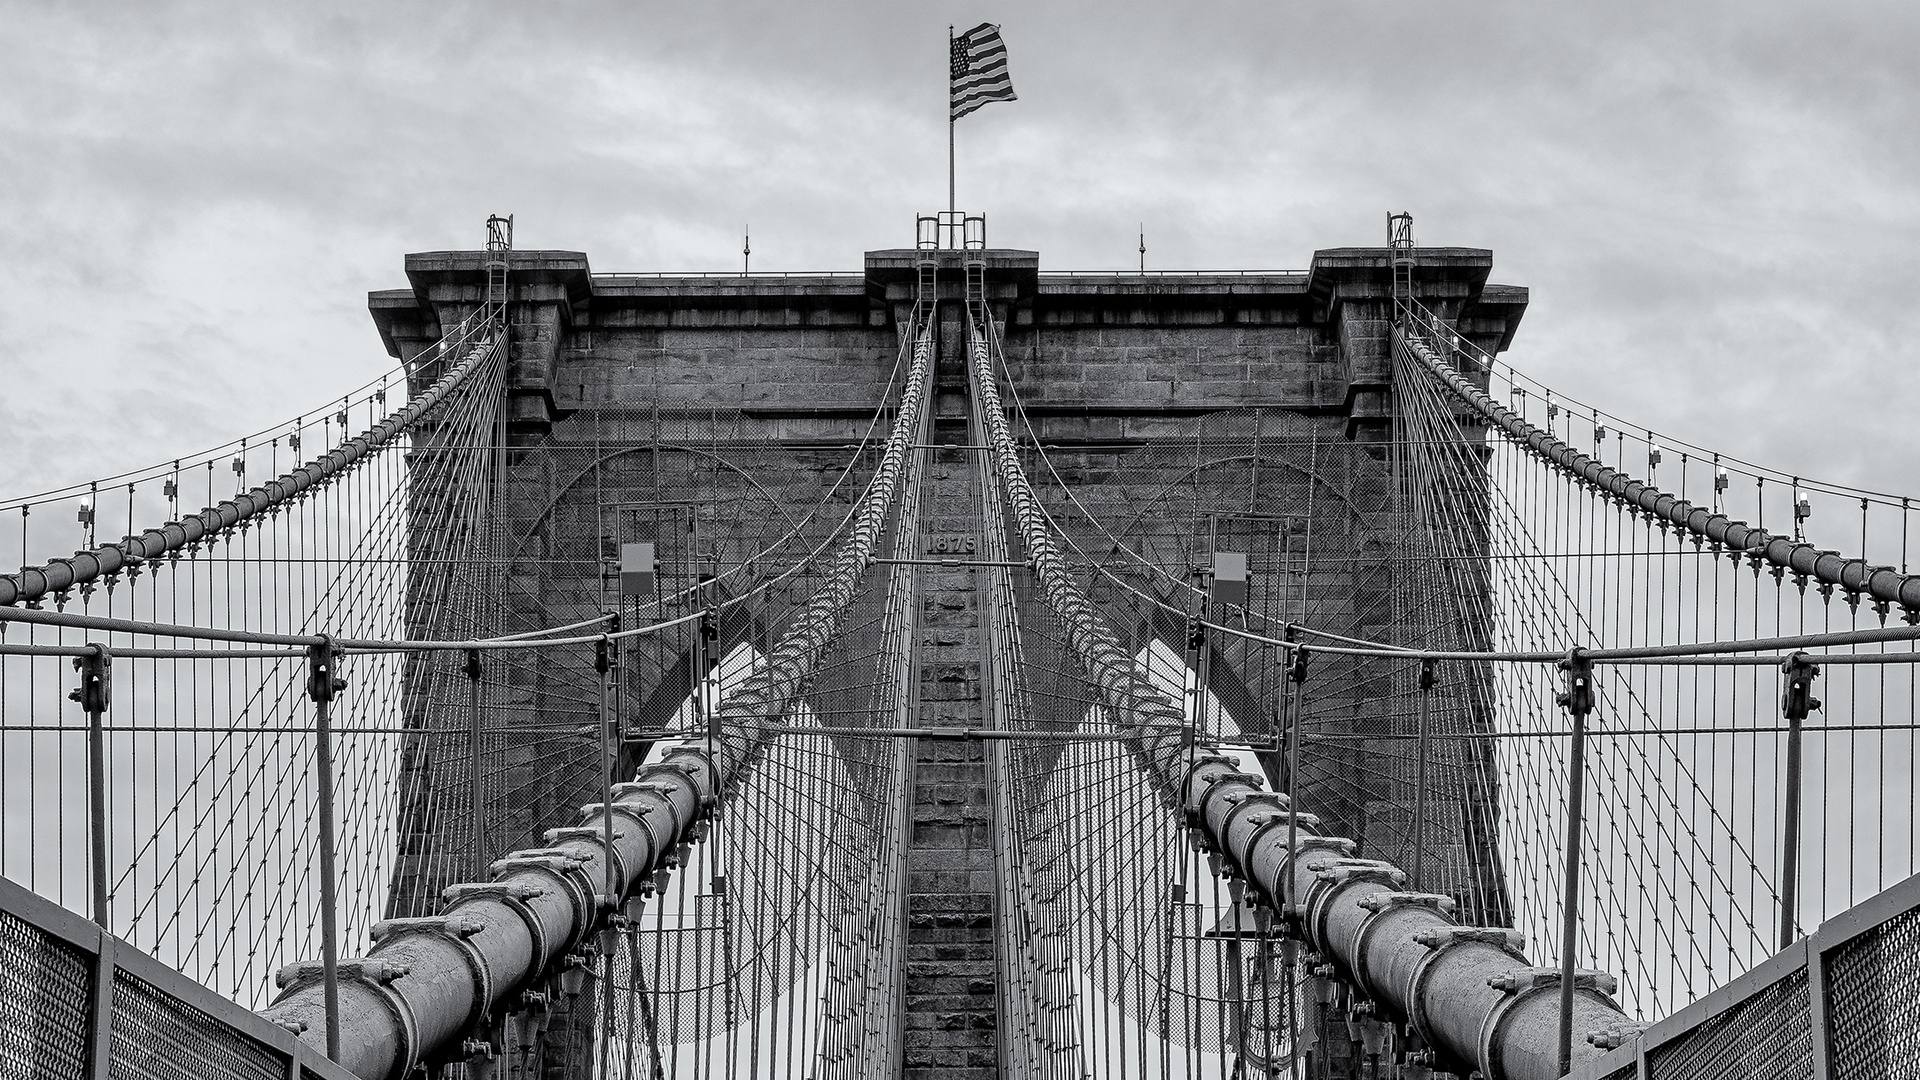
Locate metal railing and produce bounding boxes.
[594,270,866,279]
[1039,268,1306,277]
[0,873,357,1080]
[1567,869,1920,1080]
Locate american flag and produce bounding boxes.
[951,23,1017,121]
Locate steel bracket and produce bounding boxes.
[1193,772,1267,829]
[272,954,421,1070]
[1477,967,1621,1080]
[1350,892,1457,1004]
[1405,926,1528,1051]
[488,852,594,957]
[1303,859,1408,962]
[443,882,552,976]
[1179,754,1247,811]
[370,916,494,1031]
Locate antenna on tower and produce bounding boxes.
[743,225,751,276]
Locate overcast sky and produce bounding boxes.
[1,0,1914,504]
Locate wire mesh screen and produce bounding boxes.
[0,904,94,1080]
[1826,904,1920,1080]
[108,968,288,1080]
[1642,967,1814,1080]
[1577,872,1920,1078]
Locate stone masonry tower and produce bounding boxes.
[369,223,1528,1078]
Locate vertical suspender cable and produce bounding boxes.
[966,305,1632,1080]
[263,308,936,1080]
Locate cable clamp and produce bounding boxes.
[1356,891,1455,916]
[1477,966,1621,1079]
[443,881,545,904]
[1246,810,1320,831]
[1413,926,1525,951]
[612,780,679,798]
[1309,858,1406,888]
[1487,967,1616,996]
[616,779,694,838]
[1781,652,1822,720]
[1588,1021,1650,1049]
[1350,891,1455,1000]
[546,824,627,845]
[275,958,410,989]
[495,847,586,866]
[370,916,494,1030]
[489,852,594,953]
[1218,790,1287,826]
[1406,926,1530,1047]
[371,915,486,941]
[444,882,551,974]
[1281,836,1358,875]
[1191,770,1267,826]
[1554,649,1594,717]
[272,959,420,1075]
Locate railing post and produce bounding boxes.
[70,644,112,928]
[466,647,485,879]
[1554,648,1596,1076]
[1780,653,1821,949]
[592,619,623,1079]
[88,929,116,1080]
[1412,657,1435,893]
[697,602,718,748]
[305,636,347,1062]
[594,625,619,912]
[1283,635,1309,1074]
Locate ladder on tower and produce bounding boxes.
[1388,210,1416,320]
[914,214,940,326]
[961,212,987,320]
[484,213,513,321]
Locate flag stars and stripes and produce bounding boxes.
[951,22,1017,121]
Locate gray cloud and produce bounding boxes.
[1,0,1914,508]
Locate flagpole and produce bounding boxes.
[948,24,955,214]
